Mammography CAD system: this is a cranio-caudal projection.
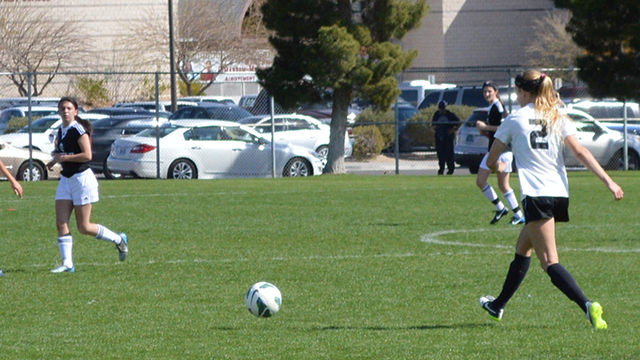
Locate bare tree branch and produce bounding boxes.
[0,3,89,96]
[124,0,272,97]
[524,10,582,85]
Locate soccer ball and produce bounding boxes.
[245,282,282,318]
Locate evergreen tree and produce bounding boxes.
[555,0,640,101]
[258,0,427,173]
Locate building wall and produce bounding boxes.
[2,0,557,86]
[401,0,557,84]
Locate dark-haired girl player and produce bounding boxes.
[47,97,128,273]
[475,81,525,225]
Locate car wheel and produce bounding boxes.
[607,149,640,170]
[103,159,122,179]
[315,145,329,159]
[629,151,640,170]
[468,162,480,174]
[168,159,197,179]
[17,161,45,181]
[283,157,311,177]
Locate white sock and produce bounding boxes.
[504,190,524,218]
[58,234,73,268]
[95,224,122,244]
[482,184,505,211]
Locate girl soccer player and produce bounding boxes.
[475,81,525,225]
[479,70,623,329]
[47,97,128,273]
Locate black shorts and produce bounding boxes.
[522,196,569,224]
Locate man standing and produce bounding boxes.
[432,101,460,175]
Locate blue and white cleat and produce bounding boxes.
[116,233,128,261]
[0,268,3,277]
[510,215,525,225]
[51,265,75,273]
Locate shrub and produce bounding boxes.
[75,76,110,108]
[351,125,385,159]
[405,105,476,148]
[354,107,395,150]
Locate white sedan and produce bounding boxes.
[0,113,108,154]
[237,114,352,159]
[107,120,325,179]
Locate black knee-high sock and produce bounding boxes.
[493,254,531,309]
[547,263,589,313]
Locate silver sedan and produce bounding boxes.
[107,120,325,179]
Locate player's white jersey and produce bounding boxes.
[494,103,577,198]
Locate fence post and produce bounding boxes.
[270,96,276,178]
[623,100,628,170]
[506,68,514,113]
[27,72,34,181]
[155,71,161,179]
[394,97,400,175]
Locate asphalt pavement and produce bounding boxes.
[344,152,472,176]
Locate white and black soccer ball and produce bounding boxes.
[245,282,282,318]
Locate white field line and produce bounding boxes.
[420,225,640,253]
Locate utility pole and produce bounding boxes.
[168,0,177,112]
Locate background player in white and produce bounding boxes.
[479,70,623,329]
[46,97,128,273]
[0,158,23,277]
[475,81,524,225]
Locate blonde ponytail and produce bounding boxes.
[516,70,566,138]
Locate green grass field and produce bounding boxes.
[0,172,638,359]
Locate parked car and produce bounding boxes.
[391,102,420,152]
[0,97,61,110]
[602,122,640,136]
[178,96,236,105]
[454,108,639,173]
[398,79,456,107]
[0,113,108,154]
[114,100,199,112]
[90,115,166,178]
[564,118,640,170]
[168,103,252,121]
[238,94,258,111]
[0,106,60,134]
[568,100,640,121]
[0,142,61,181]
[237,114,352,159]
[107,120,324,179]
[87,107,170,118]
[419,85,518,112]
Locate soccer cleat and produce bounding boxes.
[116,233,128,261]
[490,208,509,224]
[0,268,3,277]
[586,301,607,330]
[510,215,525,225]
[479,295,503,321]
[50,265,75,273]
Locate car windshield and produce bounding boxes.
[17,118,59,133]
[205,107,252,121]
[136,127,179,138]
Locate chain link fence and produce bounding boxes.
[0,68,635,181]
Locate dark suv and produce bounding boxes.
[419,86,517,111]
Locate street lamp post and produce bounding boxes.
[168,0,177,112]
